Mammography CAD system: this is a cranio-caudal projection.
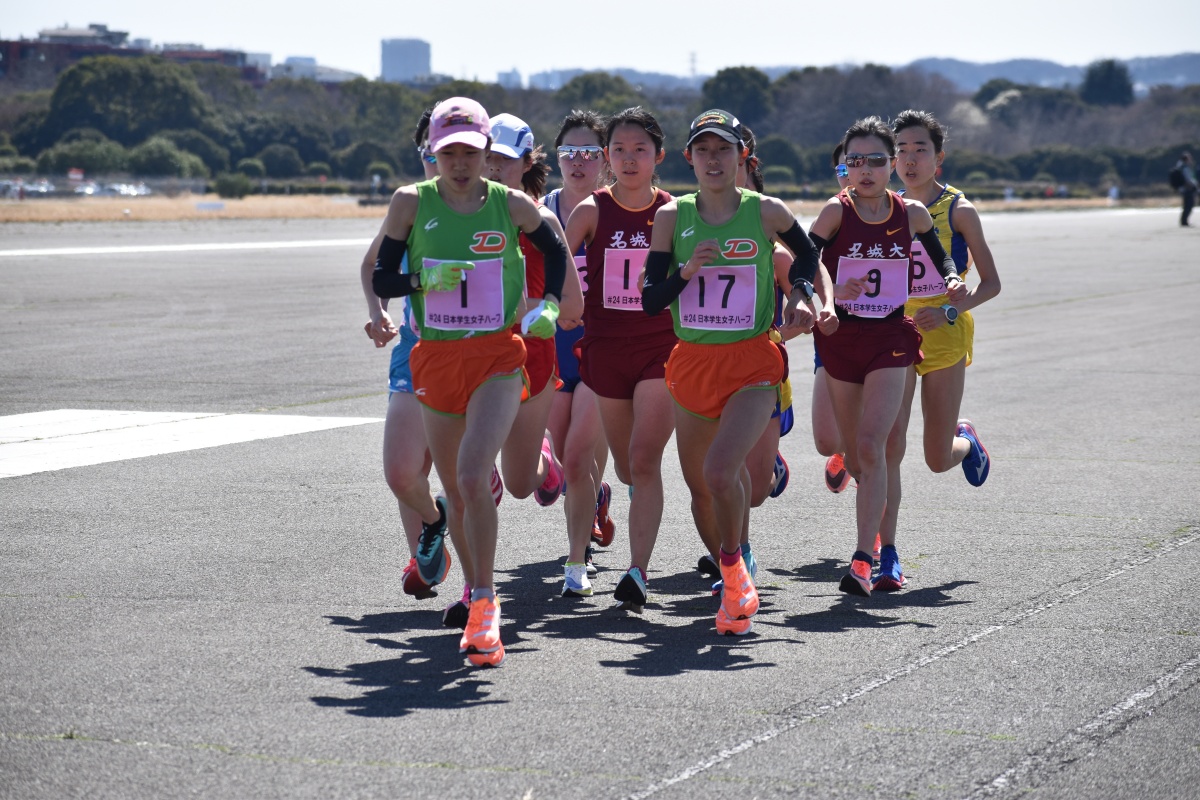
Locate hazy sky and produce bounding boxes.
[6,1,1198,83]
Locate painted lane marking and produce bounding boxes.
[0,239,372,258]
[0,409,381,478]
[625,527,1200,799]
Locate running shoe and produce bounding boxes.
[562,562,593,597]
[715,605,753,636]
[957,419,991,487]
[697,554,720,578]
[825,453,851,493]
[461,595,504,667]
[872,533,882,564]
[415,495,451,587]
[769,452,790,498]
[592,481,616,547]
[490,464,504,506]
[718,555,759,620]
[839,552,874,597]
[534,435,565,506]
[584,544,598,577]
[614,567,647,612]
[872,544,908,592]
[712,550,757,596]
[401,556,438,600]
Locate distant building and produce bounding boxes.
[271,56,360,84]
[498,68,522,89]
[381,38,430,83]
[37,23,127,47]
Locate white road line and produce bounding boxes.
[0,409,382,478]
[625,528,1200,800]
[0,239,372,258]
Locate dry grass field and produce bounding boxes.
[0,192,1177,224]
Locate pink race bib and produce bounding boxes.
[422,258,506,332]
[835,256,909,318]
[677,264,757,331]
[602,248,648,310]
[908,238,947,298]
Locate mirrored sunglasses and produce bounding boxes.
[417,146,437,165]
[835,164,849,179]
[844,152,890,168]
[557,145,604,162]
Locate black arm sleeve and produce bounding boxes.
[779,221,821,289]
[915,227,960,282]
[641,249,688,316]
[524,218,568,301]
[372,236,420,298]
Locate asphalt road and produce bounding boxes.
[1,207,1198,799]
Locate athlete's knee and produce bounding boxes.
[457,461,494,505]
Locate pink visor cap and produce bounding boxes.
[428,97,491,153]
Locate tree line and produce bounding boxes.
[0,55,1195,194]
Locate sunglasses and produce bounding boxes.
[557,145,604,162]
[844,152,891,168]
[835,164,849,179]
[417,146,437,165]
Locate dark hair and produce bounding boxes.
[892,109,947,152]
[842,116,896,156]
[521,145,551,199]
[555,109,606,148]
[412,102,441,147]
[605,106,665,154]
[741,123,764,193]
[831,142,844,167]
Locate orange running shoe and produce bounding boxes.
[825,453,851,493]
[716,606,753,636]
[461,595,504,667]
[839,553,873,597]
[872,533,882,564]
[718,555,759,621]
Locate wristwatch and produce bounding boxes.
[941,304,958,326]
[792,279,815,302]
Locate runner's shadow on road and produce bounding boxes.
[305,609,509,718]
[783,580,978,635]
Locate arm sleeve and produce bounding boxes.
[524,218,568,300]
[915,227,960,282]
[641,249,688,316]
[779,221,821,288]
[372,236,420,298]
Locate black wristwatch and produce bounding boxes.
[941,303,958,326]
[792,279,815,302]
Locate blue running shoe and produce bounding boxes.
[614,567,647,612]
[957,419,991,487]
[769,452,790,498]
[872,544,907,592]
[416,495,450,586]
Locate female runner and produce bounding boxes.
[372,97,570,666]
[565,107,676,611]
[484,112,584,523]
[643,109,832,634]
[806,116,966,597]
[892,109,999,487]
[543,110,616,597]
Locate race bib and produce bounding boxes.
[677,264,757,331]
[602,248,648,310]
[835,256,909,318]
[908,239,947,298]
[422,258,506,332]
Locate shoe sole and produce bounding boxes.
[873,575,908,592]
[696,557,720,578]
[562,587,594,598]
[442,602,468,629]
[466,646,505,667]
[825,469,851,493]
[839,573,872,597]
[769,455,789,499]
[402,569,438,600]
[716,611,753,636]
[614,574,646,614]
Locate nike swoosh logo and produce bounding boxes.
[646,219,655,226]
[892,350,905,357]
[886,227,903,236]
[680,226,694,238]
[424,218,439,231]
